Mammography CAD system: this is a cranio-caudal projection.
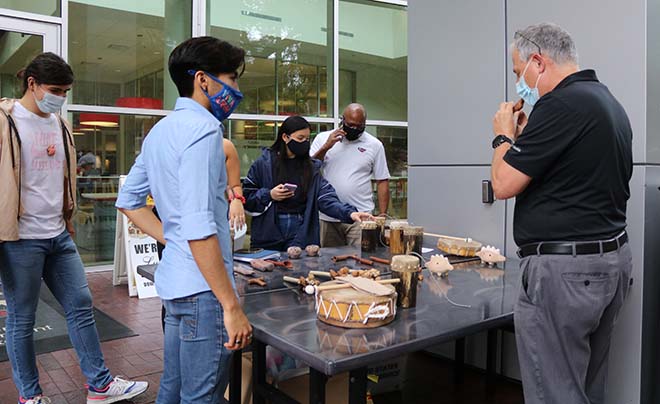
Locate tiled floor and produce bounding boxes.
[0,271,523,404]
[0,271,164,404]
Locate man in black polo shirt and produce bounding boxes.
[490,23,633,404]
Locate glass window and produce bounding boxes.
[0,31,43,99]
[68,0,192,110]
[209,0,333,117]
[339,1,407,121]
[226,119,331,176]
[69,112,163,265]
[0,0,60,16]
[364,125,408,219]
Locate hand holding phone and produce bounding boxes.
[324,128,344,149]
[283,183,298,193]
[271,184,295,201]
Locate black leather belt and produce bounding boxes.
[517,232,628,258]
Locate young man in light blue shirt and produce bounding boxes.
[116,37,252,403]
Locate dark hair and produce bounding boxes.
[271,116,313,195]
[17,52,74,95]
[168,36,246,97]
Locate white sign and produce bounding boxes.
[128,239,159,299]
[112,175,159,299]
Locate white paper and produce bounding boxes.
[128,238,159,299]
[422,247,434,254]
[115,176,159,299]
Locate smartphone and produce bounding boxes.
[283,183,298,193]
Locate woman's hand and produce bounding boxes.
[229,199,245,229]
[270,184,294,201]
[350,212,374,223]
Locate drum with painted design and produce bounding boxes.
[315,281,397,329]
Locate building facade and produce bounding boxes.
[0,0,408,266]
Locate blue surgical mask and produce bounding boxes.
[188,70,243,121]
[516,59,542,107]
[33,86,66,114]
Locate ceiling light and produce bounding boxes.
[80,113,119,127]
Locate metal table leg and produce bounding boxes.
[348,367,367,404]
[486,329,498,386]
[252,340,267,404]
[454,337,465,384]
[309,368,327,404]
[229,350,243,404]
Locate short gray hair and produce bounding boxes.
[513,23,578,65]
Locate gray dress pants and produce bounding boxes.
[515,243,632,404]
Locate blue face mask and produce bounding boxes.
[188,70,243,121]
[516,59,542,107]
[33,86,66,114]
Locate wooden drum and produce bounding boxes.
[315,281,397,329]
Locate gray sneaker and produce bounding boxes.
[86,376,148,404]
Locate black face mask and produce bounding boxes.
[286,138,311,158]
[342,120,365,141]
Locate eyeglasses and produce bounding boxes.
[514,31,542,55]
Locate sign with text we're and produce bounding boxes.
[127,239,159,299]
[112,175,159,299]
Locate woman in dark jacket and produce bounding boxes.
[244,115,371,250]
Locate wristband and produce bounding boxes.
[229,194,246,204]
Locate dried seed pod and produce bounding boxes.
[305,244,320,257]
[287,246,303,259]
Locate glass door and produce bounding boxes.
[0,15,59,98]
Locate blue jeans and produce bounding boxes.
[157,291,233,404]
[0,230,113,399]
[277,213,303,249]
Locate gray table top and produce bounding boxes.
[240,245,521,375]
[136,246,394,296]
[137,242,521,376]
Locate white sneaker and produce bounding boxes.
[19,396,51,404]
[86,376,148,404]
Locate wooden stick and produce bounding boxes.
[513,98,525,112]
[351,255,374,266]
[369,256,390,265]
[315,278,400,292]
[248,277,267,287]
[331,254,352,262]
[424,232,472,242]
[309,271,332,278]
[234,265,256,277]
[283,276,302,284]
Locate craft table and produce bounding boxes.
[138,240,520,404]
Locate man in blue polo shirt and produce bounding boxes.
[116,37,252,403]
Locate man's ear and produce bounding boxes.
[533,54,546,74]
[195,71,208,92]
[27,76,36,91]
